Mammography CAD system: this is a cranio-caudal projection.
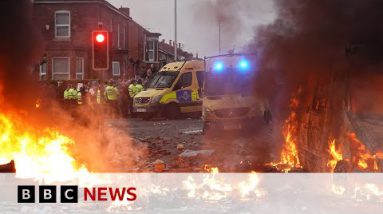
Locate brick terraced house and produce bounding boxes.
[32,0,161,81]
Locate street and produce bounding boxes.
[104,117,274,172]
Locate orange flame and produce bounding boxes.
[268,96,302,172]
[203,164,219,174]
[0,112,88,182]
[348,132,382,171]
[279,97,301,171]
[327,138,343,172]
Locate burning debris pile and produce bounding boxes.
[267,90,303,172]
[250,0,383,172]
[0,111,89,181]
[327,138,343,172]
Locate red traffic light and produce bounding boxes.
[92,31,109,70]
[95,33,105,43]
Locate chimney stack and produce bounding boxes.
[119,7,130,17]
[169,40,172,46]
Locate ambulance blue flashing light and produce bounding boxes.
[238,59,250,72]
[213,62,224,73]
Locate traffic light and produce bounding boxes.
[92,31,109,70]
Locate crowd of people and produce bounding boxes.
[39,64,160,119]
[59,78,145,118]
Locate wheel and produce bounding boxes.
[164,103,180,120]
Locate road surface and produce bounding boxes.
[105,117,273,172]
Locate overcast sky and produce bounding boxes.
[108,0,276,57]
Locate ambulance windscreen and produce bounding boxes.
[205,70,255,96]
[146,71,179,89]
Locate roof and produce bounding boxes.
[34,0,158,35]
[160,60,204,72]
[159,41,193,59]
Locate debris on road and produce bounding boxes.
[0,160,15,173]
[180,129,203,135]
[153,159,166,172]
[179,149,215,158]
[176,143,185,151]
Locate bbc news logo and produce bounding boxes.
[18,186,78,203]
[17,186,137,203]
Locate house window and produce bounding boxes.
[39,62,47,80]
[76,57,84,80]
[55,10,71,38]
[148,40,155,62]
[52,57,70,80]
[112,61,120,76]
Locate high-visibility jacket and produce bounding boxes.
[64,88,78,100]
[64,89,70,99]
[70,88,78,100]
[104,86,119,101]
[128,84,136,98]
[136,84,143,94]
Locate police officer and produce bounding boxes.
[128,79,137,115]
[64,84,77,108]
[104,80,119,117]
[128,79,137,99]
[136,79,143,94]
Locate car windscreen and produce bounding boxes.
[205,71,255,96]
[146,71,179,89]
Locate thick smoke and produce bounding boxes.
[0,0,146,172]
[253,0,383,134]
[192,0,274,55]
[0,0,42,109]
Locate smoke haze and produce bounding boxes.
[253,0,383,122]
[192,0,275,55]
[0,0,42,109]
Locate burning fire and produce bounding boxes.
[203,164,219,173]
[0,111,88,182]
[280,113,301,169]
[269,96,302,172]
[348,132,382,171]
[326,133,382,172]
[327,138,343,172]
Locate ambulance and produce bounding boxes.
[202,53,267,132]
[133,60,205,119]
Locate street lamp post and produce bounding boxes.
[174,0,178,61]
[219,20,222,54]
